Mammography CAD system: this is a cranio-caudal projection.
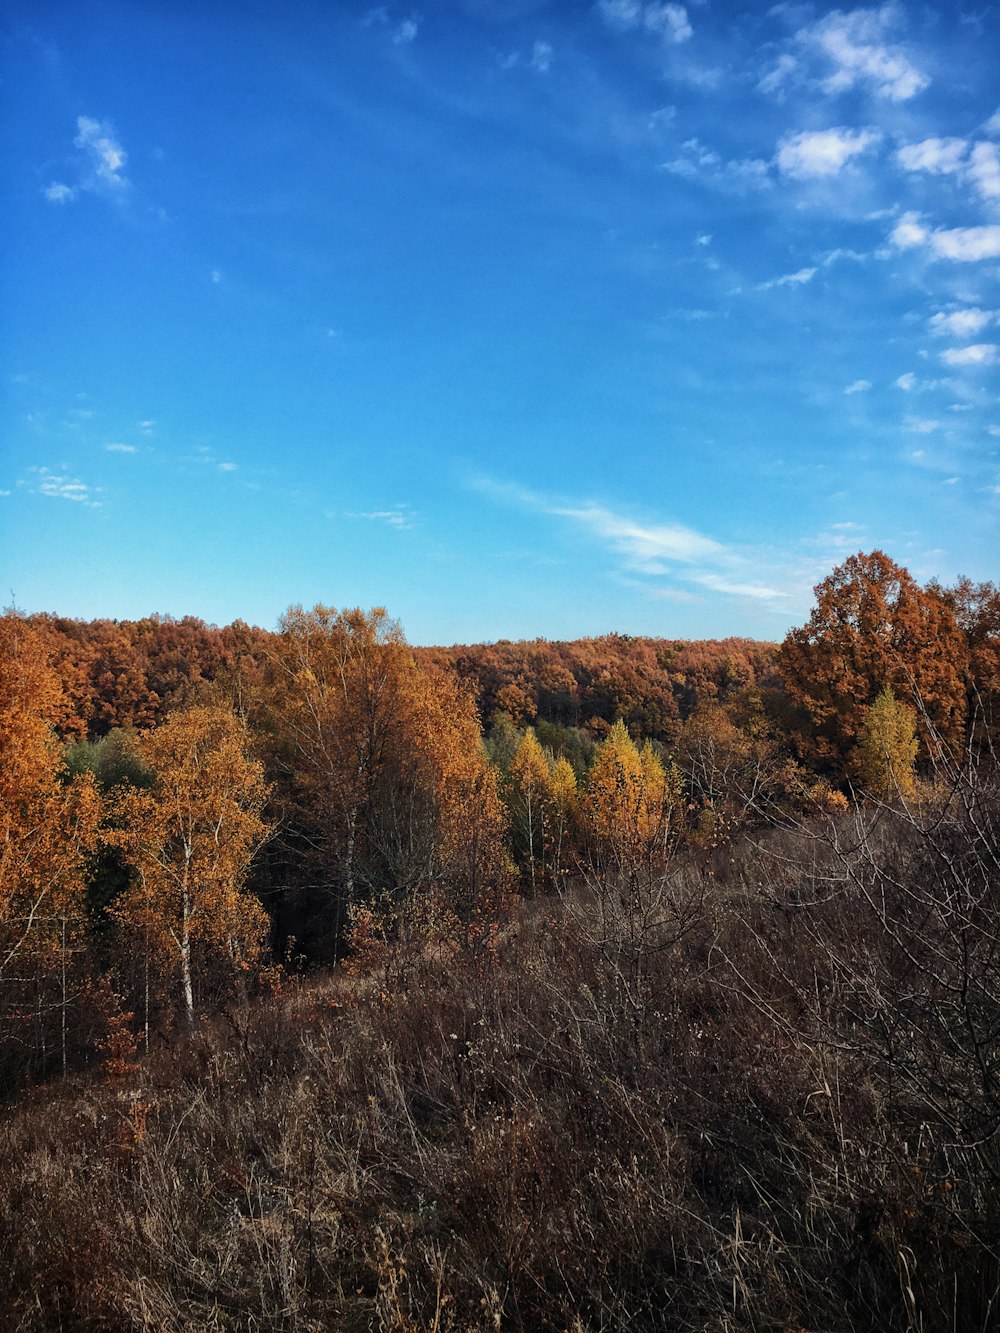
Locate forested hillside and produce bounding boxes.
[1,551,998,1330]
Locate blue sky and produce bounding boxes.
[2,0,998,644]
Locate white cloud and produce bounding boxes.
[757,266,817,291]
[139,420,155,434]
[984,108,1000,136]
[598,1,692,43]
[30,467,101,506]
[105,442,137,453]
[803,6,929,102]
[896,136,1000,203]
[211,269,223,284]
[776,127,881,179]
[217,461,238,472]
[695,232,711,246]
[940,344,999,367]
[890,216,1000,262]
[896,137,967,174]
[844,379,872,394]
[930,226,1000,261]
[896,372,917,390]
[930,307,996,338]
[45,116,128,203]
[74,116,127,189]
[890,210,927,249]
[967,141,1000,201]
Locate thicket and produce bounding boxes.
[1,551,998,1330]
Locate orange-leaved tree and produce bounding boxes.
[0,613,100,982]
[264,606,511,955]
[778,551,968,777]
[107,704,271,1026]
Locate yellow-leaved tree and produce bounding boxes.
[509,727,551,891]
[584,721,679,868]
[108,705,271,1027]
[546,756,578,881]
[857,687,919,802]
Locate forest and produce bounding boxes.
[1,549,998,1331]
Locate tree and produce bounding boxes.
[778,551,968,776]
[108,705,271,1026]
[857,687,919,801]
[264,606,511,955]
[583,721,677,868]
[546,757,578,881]
[930,576,1000,743]
[0,615,100,981]
[509,728,551,890]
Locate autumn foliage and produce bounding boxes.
[0,553,999,1328]
[778,550,968,772]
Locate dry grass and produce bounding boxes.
[1,774,998,1330]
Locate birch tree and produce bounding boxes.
[108,705,270,1026]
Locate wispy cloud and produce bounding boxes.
[29,467,101,506]
[757,266,817,291]
[75,116,127,188]
[844,379,872,394]
[659,138,771,192]
[43,115,128,205]
[348,503,415,530]
[787,5,929,102]
[499,39,553,74]
[362,8,419,45]
[598,1,692,44]
[905,417,941,433]
[896,372,917,390]
[776,127,881,180]
[105,442,137,453]
[43,182,75,204]
[393,16,419,45]
[471,478,798,606]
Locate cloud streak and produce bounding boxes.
[472,478,797,606]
